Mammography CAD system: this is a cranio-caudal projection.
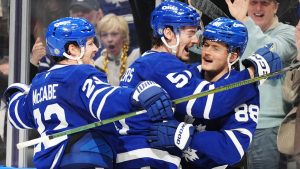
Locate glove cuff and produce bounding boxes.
[242,54,271,85]
[174,122,195,150]
[132,81,161,102]
[242,54,270,76]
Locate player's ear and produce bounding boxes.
[229,52,238,63]
[68,44,80,56]
[163,27,174,40]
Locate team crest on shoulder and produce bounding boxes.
[183,147,199,162]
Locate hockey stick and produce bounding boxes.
[17,62,300,149]
[188,0,229,20]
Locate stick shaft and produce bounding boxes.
[190,0,229,19]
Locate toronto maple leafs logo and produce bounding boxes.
[183,147,199,162]
[105,0,127,7]
[196,123,206,132]
[184,115,195,124]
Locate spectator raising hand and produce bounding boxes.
[30,37,46,67]
[225,0,249,22]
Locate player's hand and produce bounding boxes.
[31,37,46,67]
[147,120,195,150]
[131,81,174,121]
[3,83,30,105]
[242,43,283,85]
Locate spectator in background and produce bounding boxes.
[226,0,297,168]
[69,0,103,49]
[31,0,71,43]
[0,56,8,164]
[278,20,300,169]
[0,56,8,75]
[99,0,139,49]
[297,19,300,61]
[70,0,103,26]
[0,72,8,165]
[95,13,140,86]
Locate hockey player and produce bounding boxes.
[3,17,173,169]
[115,1,282,169]
[147,18,281,168]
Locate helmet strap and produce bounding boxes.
[225,53,239,79]
[161,33,180,55]
[63,47,85,64]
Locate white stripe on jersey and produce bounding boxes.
[14,100,31,129]
[183,70,192,78]
[8,93,28,129]
[231,128,253,143]
[203,84,215,119]
[118,119,129,135]
[225,130,244,158]
[186,81,209,117]
[50,144,65,169]
[116,148,181,167]
[97,87,119,120]
[89,87,110,119]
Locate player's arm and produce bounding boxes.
[188,103,258,165]
[80,73,173,121]
[148,98,258,166]
[4,83,35,129]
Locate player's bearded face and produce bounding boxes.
[201,40,230,79]
[81,37,98,65]
[176,26,198,61]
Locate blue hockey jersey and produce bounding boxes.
[178,67,259,168]
[7,64,135,169]
[115,51,259,168]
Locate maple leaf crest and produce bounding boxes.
[183,147,199,162]
[196,124,206,132]
[184,115,195,124]
[106,0,127,7]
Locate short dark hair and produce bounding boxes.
[51,41,80,63]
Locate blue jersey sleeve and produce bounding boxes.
[78,73,134,121]
[7,92,35,129]
[186,96,259,167]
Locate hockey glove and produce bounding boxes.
[3,83,30,105]
[242,43,283,85]
[147,120,195,150]
[132,81,174,121]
